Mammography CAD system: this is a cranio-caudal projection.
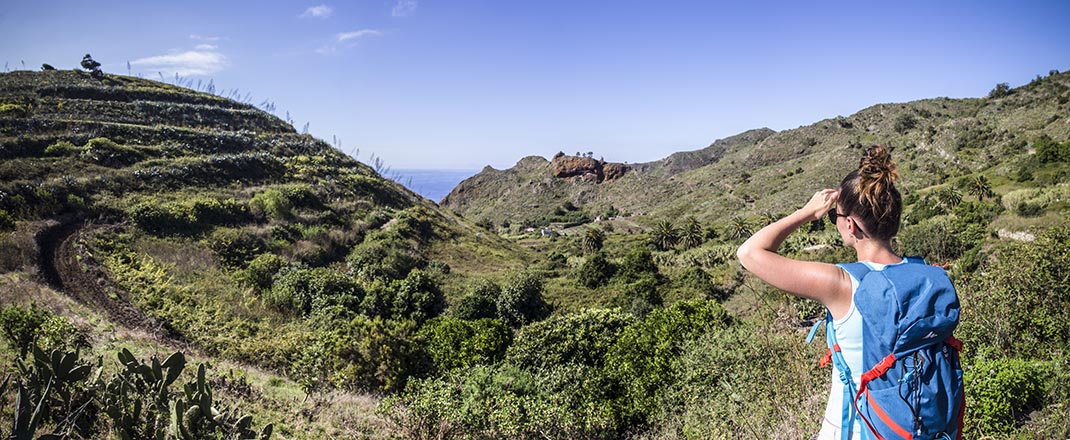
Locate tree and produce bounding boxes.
[582,227,606,254]
[577,253,615,288]
[988,82,1010,99]
[496,272,552,327]
[728,217,753,240]
[80,54,103,79]
[967,175,994,201]
[650,219,679,251]
[679,217,704,250]
[936,187,963,211]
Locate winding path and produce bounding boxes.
[38,220,175,340]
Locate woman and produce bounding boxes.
[736,145,929,438]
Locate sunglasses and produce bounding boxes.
[827,208,845,224]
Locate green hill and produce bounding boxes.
[444,72,1070,232]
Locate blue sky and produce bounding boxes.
[2,0,1068,170]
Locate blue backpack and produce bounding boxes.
[806,257,965,440]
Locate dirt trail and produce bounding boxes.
[38,220,177,341]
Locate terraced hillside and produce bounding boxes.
[0,69,536,437]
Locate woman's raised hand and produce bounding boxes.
[800,189,839,223]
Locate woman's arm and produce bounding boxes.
[736,189,852,314]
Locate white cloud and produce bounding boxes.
[130,50,227,76]
[194,44,217,50]
[336,29,382,42]
[392,0,417,17]
[189,34,221,42]
[301,5,333,18]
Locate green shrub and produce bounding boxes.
[604,299,732,423]
[346,239,425,283]
[965,358,1050,436]
[1034,134,1070,163]
[249,188,293,220]
[267,267,364,317]
[292,316,428,393]
[988,82,1011,98]
[0,303,50,357]
[958,225,1070,360]
[952,200,1003,225]
[1016,201,1043,217]
[898,217,984,263]
[507,309,635,370]
[80,137,144,167]
[894,113,917,134]
[206,227,265,267]
[653,324,825,438]
[576,253,615,288]
[418,317,512,374]
[616,246,658,283]
[0,303,85,357]
[672,266,726,301]
[613,275,662,317]
[496,272,552,328]
[43,140,80,156]
[389,206,437,242]
[452,279,501,320]
[0,209,14,231]
[242,253,287,290]
[383,363,619,440]
[129,197,248,235]
[389,270,446,324]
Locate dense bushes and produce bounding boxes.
[129,197,248,235]
[452,278,501,320]
[346,239,425,283]
[266,267,364,317]
[292,316,427,393]
[384,300,736,438]
[576,252,615,288]
[958,225,1070,360]
[652,323,825,437]
[496,272,553,328]
[0,303,86,357]
[507,309,635,370]
[604,299,732,423]
[898,217,985,263]
[965,358,1051,435]
[418,317,512,374]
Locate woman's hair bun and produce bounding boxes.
[853,145,899,224]
[858,145,898,184]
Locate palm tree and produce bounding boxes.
[679,217,704,250]
[582,227,606,254]
[967,175,994,201]
[729,217,753,240]
[650,219,679,251]
[758,212,777,227]
[936,187,963,211]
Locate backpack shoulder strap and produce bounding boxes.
[902,255,926,265]
[836,261,871,282]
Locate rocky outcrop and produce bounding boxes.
[549,152,629,183]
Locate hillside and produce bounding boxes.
[0,69,531,438]
[443,72,1070,230]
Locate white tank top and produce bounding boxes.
[820,261,903,435]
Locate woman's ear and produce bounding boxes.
[846,216,865,239]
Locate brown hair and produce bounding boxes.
[837,145,901,240]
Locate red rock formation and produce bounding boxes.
[549,153,629,183]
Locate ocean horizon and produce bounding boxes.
[391,169,480,203]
